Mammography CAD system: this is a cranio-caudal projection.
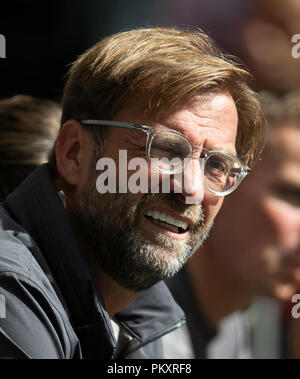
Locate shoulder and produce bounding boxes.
[0,204,46,281]
[0,204,31,271]
[0,206,80,359]
[0,205,64,314]
[0,222,50,295]
[0,229,34,277]
[0,269,80,358]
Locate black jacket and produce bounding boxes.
[0,164,185,359]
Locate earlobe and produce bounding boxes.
[55,120,82,186]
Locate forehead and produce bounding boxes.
[114,92,239,154]
[262,124,300,184]
[162,93,238,151]
[271,123,300,157]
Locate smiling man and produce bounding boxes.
[0,27,265,359]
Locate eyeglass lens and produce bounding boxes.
[148,129,243,194]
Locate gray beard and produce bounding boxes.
[69,177,213,291]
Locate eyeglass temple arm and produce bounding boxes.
[80,120,151,133]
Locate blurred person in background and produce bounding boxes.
[0,95,61,201]
[164,90,300,359]
[239,0,300,91]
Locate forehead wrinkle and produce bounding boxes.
[164,96,237,136]
[162,117,237,155]
[268,127,300,163]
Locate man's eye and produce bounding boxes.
[273,186,300,207]
[229,168,241,178]
[207,158,227,173]
[151,142,188,159]
[151,145,177,159]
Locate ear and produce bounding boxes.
[55,120,92,186]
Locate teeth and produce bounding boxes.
[145,210,188,231]
[152,211,160,220]
[160,213,167,222]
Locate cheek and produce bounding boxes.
[206,193,270,264]
[77,156,95,195]
[264,197,300,250]
[203,192,224,224]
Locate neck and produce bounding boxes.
[71,228,139,318]
[95,268,139,318]
[71,227,139,318]
[187,247,251,327]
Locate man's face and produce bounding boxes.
[70,92,238,291]
[205,124,300,301]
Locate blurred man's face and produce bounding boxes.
[70,92,238,291]
[205,124,300,301]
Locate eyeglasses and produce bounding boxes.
[80,120,250,196]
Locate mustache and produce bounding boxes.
[136,192,205,231]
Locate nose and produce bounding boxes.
[283,210,300,253]
[171,158,205,205]
[268,199,300,258]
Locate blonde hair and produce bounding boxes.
[260,89,300,126]
[61,27,266,166]
[0,95,61,201]
[0,95,61,166]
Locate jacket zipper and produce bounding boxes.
[117,318,186,358]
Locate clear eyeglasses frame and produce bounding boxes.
[79,119,250,196]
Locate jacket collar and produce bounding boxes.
[4,164,185,357]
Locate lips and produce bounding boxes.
[144,209,189,234]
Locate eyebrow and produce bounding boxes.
[211,145,237,156]
[81,119,239,158]
[161,121,238,154]
[275,181,300,192]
